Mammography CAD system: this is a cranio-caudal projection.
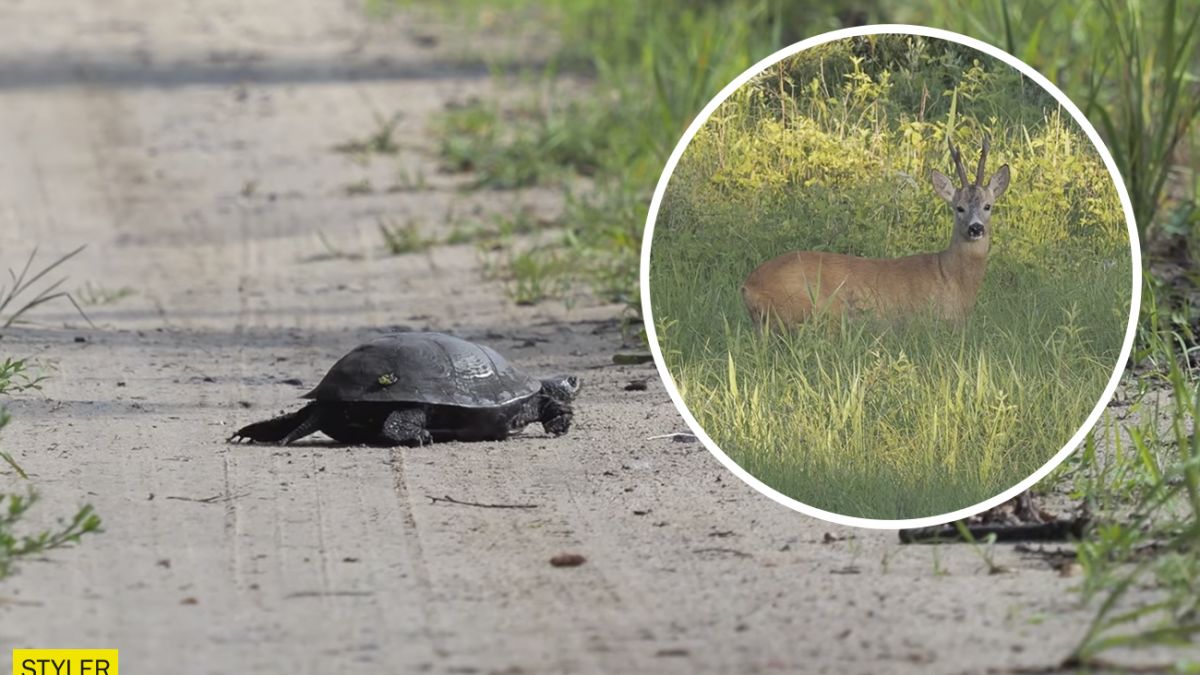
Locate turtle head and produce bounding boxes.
[540,374,582,402]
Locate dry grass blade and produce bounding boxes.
[0,451,28,479]
[0,245,93,329]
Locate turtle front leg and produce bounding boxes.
[230,402,322,445]
[541,408,572,436]
[530,375,579,436]
[538,396,573,436]
[499,396,561,436]
[508,394,573,436]
[379,407,433,447]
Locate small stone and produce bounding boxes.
[549,553,586,568]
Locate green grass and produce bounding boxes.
[437,98,609,188]
[378,217,435,255]
[504,247,571,305]
[389,166,429,192]
[1052,296,1200,668]
[333,112,403,156]
[657,291,1126,519]
[444,208,543,246]
[371,0,812,314]
[0,357,101,580]
[0,491,102,580]
[0,358,48,396]
[76,282,136,307]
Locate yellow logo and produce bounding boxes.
[12,650,117,675]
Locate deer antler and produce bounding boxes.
[975,134,990,186]
[948,138,969,186]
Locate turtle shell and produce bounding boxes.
[303,333,541,408]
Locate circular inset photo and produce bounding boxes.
[642,26,1139,527]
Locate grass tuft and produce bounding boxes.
[379,217,436,255]
[0,246,93,331]
[0,492,102,580]
[76,283,136,307]
[334,112,403,156]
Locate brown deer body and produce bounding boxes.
[741,138,1010,328]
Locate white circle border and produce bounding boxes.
[638,24,1143,530]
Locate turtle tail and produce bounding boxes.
[229,402,322,445]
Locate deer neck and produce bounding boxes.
[938,238,989,298]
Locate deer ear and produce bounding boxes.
[988,165,1010,199]
[930,170,956,203]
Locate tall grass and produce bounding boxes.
[657,301,1124,519]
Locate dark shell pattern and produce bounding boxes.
[302,332,541,408]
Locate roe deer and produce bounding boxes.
[741,137,1010,328]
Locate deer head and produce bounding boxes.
[930,136,1010,250]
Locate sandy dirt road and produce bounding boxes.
[0,2,1138,673]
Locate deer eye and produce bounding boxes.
[984,204,992,211]
[956,206,965,213]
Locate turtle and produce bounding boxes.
[229,332,581,447]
